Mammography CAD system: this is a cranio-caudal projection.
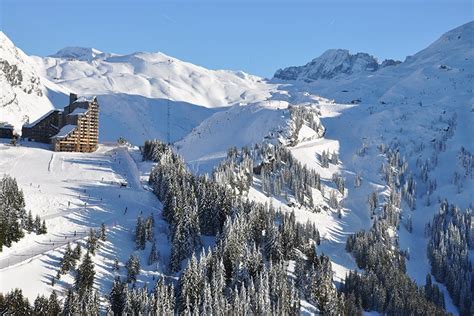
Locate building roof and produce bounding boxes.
[51,124,77,139]
[73,96,95,103]
[0,122,14,129]
[69,107,89,116]
[23,109,61,128]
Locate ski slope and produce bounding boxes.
[0,141,171,301]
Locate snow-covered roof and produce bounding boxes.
[0,122,14,129]
[51,124,76,139]
[69,107,89,116]
[73,96,95,103]
[23,110,60,128]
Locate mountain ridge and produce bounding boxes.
[274,48,401,81]
[273,21,473,84]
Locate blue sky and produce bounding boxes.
[1,0,472,77]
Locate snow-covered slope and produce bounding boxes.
[34,49,273,108]
[176,99,291,171]
[0,32,55,132]
[176,91,328,173]
[98,93,220,143]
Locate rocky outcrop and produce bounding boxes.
[0,31,54,131]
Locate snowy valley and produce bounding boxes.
[0,21,472,315]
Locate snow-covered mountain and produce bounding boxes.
[0,22,472,314]
[0,32,55,132]
[49,47,110,62]
[33,49,273,108]
[273,21,473,106]
[274,48,400,81]
[26,46,278,143]
[1,31,278,143]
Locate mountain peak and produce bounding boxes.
[274,49,400,81]
[50,47,106,61]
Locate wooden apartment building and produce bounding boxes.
[22,93,99,152]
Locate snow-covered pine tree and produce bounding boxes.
[38,219,47,234]
[368,191,377,218]
[33,215,41,233]
[135,216,147,250]
[145,215,154,241]
[354,173,362,188]
[330,151,339,165]
[33,295,49,315]
[148,241,159,266]
[86,228,98,254]
[320,150,329,168]
[48,290,61,315]
[109,277,125,315]
[125,254,140,283]
[72,243,81,261]
[100,223,107,241]
[26,210,34,232]
[62,288,80,316]
[177,253,203,314]
[59,242,75,276]
[75,251,95,298]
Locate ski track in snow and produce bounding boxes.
[47,153,54,172]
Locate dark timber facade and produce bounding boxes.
[0,123,14,139]
[22,93,99,152]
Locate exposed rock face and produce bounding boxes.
[274,49,400,81]
[380,59,402,68]
[0,60,43,99]
[0,36,45,110]
[0,32,53,131]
